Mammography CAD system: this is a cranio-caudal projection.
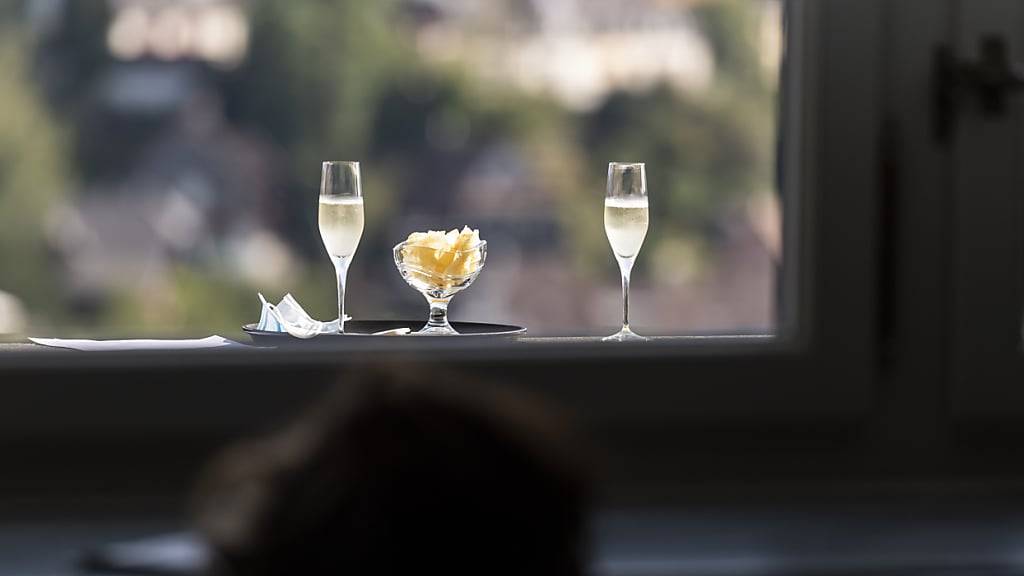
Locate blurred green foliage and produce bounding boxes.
[695,0,770,92]
[2,0,776,333]
[223,0,406,179]
[0,28,71,323]
[578,1,777,278]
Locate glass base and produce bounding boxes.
[602,326,648,342]
[416,323,459,336]
[416,295,458,335]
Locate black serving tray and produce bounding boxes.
[242,320,526,344]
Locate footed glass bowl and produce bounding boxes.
[393,240,487,335]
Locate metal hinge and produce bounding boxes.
[933,36,1024,143]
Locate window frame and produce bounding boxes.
[0,0,885,432]
[946,0,1024,417]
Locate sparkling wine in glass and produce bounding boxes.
[604,162,649,342]
[319,161,364,333]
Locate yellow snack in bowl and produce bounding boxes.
[403,226,483,279]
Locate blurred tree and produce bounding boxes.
[223,0,406,167]
[33,0,109,111]
[220,0,409,258]
[31,1,113,183]
[585,85,770,233]
[577,0,776,280]
[0,29,71,323]
[693,0,769,93]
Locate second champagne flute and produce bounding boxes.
[319,161,364,334]
[604,162,649,342]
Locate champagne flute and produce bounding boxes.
[319,161,364,334]
[603,162,649,342]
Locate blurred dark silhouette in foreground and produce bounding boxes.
[192,368,591,576]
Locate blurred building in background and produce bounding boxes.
[410,0,717,110]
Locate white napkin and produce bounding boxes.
[29,335,243,352]
[256,293,348,339]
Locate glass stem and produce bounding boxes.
[332,256,351,333]
[426,296,452,330]
[618,257,634,331]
